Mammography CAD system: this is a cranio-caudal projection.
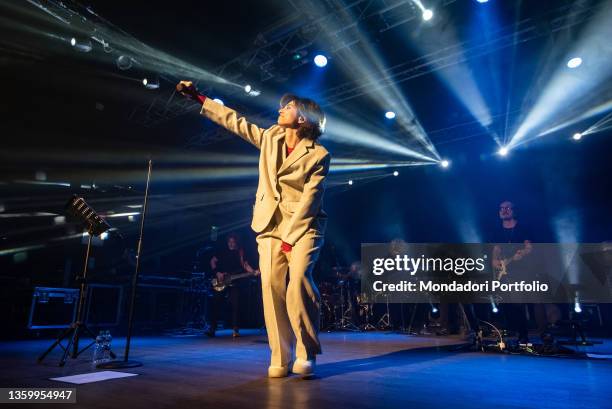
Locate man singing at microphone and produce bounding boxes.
[177,81,330,378]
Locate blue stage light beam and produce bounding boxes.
[323,115,439,163]
[302,0,440,160]
[583,111,612,136]
[536,100,612,138]
[5,1,242,90]
[330,161,435,174]
[403,6,493,136]
[508,3,612,149]
[553,213,582,286]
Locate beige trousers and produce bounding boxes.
[256,209,324,367]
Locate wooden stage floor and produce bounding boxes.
[1,331,611,409]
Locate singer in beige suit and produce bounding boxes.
[178,81,330,378]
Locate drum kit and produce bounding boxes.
[320,262,389,331]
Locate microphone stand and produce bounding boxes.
[98,159,152,369]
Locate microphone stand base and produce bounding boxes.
[96,360,143,369]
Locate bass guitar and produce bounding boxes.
[211,271,258,292]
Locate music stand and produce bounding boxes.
[38,196,116,366]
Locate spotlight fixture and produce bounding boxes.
[422,9,433,21]
[70,37,92,53]
[292,50,307,61]
[385,111,396,119]
[91,36,112,53]
[572,132,582,141]
[476,0,489,3]
[314,54,328,67]
[65,195,111,236]
[348,180,353,185]
[142,78,159,90]
[116,55,134,71]
[393,171,399,176]
[241,84,260,97]
[491,297,499,313]
[440,160,450,168]
[498,146,509,156]
[567,57,582,69]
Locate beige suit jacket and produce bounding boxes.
[200,98,330,246]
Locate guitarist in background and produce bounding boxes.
[491,200,533,344]
[207,233,259,338]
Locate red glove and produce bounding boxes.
[281,241,292,253]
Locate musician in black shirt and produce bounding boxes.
[491,200,533,344]
[207,234,259,337]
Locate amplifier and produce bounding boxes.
[28,287,79,330]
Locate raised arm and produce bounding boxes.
[200,98,266,149]
[177,80,266,149]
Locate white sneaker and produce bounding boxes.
[268,365,289,378]
[291,358,315,376]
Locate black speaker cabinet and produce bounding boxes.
[85,284,124,327]
[28,287,79,330]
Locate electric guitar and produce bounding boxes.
[211,271,258,292]
[494,258,513,281]
[493,242,532,280]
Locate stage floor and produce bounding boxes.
[1,331,611,409]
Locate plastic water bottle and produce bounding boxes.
[92,333,105,368]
